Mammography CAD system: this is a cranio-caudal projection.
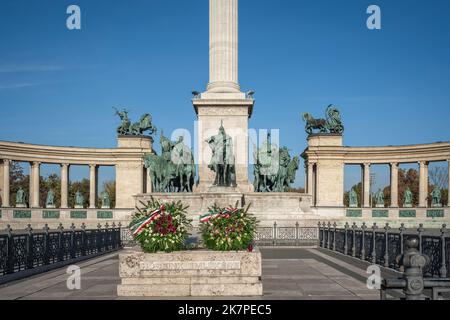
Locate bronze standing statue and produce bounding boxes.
[206,123,236,188]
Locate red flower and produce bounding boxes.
[247,244,254,252]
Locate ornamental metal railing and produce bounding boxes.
[318,221,449,278]
[120,223,319,248]
[0,223,122,284]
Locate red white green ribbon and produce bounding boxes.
[130,205,165,236]
[200,207,239,223]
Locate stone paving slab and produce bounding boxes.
[0,248,381,300]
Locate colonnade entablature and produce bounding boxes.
[0,136,154,210]
[302,135,450,210]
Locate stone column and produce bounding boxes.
[448,159,450,206]
[89,164,98,209]
[307,162,314,196]
[145,167,152,194]
[419,161,428,207]
[390,162,399,207]
[2,159,10,207]
[61,164,69,208]
[30,162,41,208]
[207,0,240,93]
[363,163,371,207]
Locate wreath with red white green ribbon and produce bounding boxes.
[130,198,192,253]
[199,204,257,252]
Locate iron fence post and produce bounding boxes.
[105,223,110,251]
[384,223,391,268]
[439,224,447,278]
[399,223,406,272]
[417,224,424,254]
[295,222,299,247]
[25,224,33,270]
[372,223,377,264]
[272,222,277,246]
[318,222,322,247]
[398,237,429,300]
[344,222,349,255]
[81,223,87,256]
[118,222,123,248]
[57,223,64,262]
[361,223,367,261]
[322,222,327,248]
[97,223,102,253]
[352,223,357,258]
[327,222,332,249]
[43,224,50,265]
[332,222,337,251]
[70,223,76,259]
[6,225,14,275]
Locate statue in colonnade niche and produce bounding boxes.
[114,107,157,137]
[374,189,385,208]
[302,105,344,135]
[431,187,442,207]
[46,189,56,208]
[349,188,358,208]
[15,187,27,208]
[101,192,111,209]
[206,122,237,188]
[74,190,84,208]
[253,133,300,192]
[144,132,196,193]
[404,187,413,208]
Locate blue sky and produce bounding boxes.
[1,0,450,190]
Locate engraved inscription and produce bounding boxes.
[140,261,241,271]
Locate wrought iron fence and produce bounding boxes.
[120,223,319,248]
[0,222,122,284]
[318,221,449,278]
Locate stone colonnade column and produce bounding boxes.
[363,163,371,207]
[30,162,41,208]
[2,159,10,207]
[448,159,450,206]
[419,161,428,207]
[89,164,98,209]
[390,162,398,207]
[61,164,69,208]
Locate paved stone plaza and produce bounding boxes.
[0,248,390,300]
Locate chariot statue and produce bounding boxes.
[253,133,299,192]
[206,123,236,188]
[144,132,196,193]
[302,105,344,135]
[114,107,157,137]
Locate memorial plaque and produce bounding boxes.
[140,261,241,271]
[13,210,32,219]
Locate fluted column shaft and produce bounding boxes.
[390,163,398,207]
[363,163,371,207]
[447,160,450,206]
[30,162,40,208]
[61,164,69,208]
[2,160,10,207]
[207,0,240,92]
[419,161,428,207]
[89,164,98,209]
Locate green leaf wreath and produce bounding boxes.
[129,197,192,253]
[199,203,257,251]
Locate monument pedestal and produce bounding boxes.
[117,248,263,297]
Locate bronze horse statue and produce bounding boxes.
[302,112,327,135]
